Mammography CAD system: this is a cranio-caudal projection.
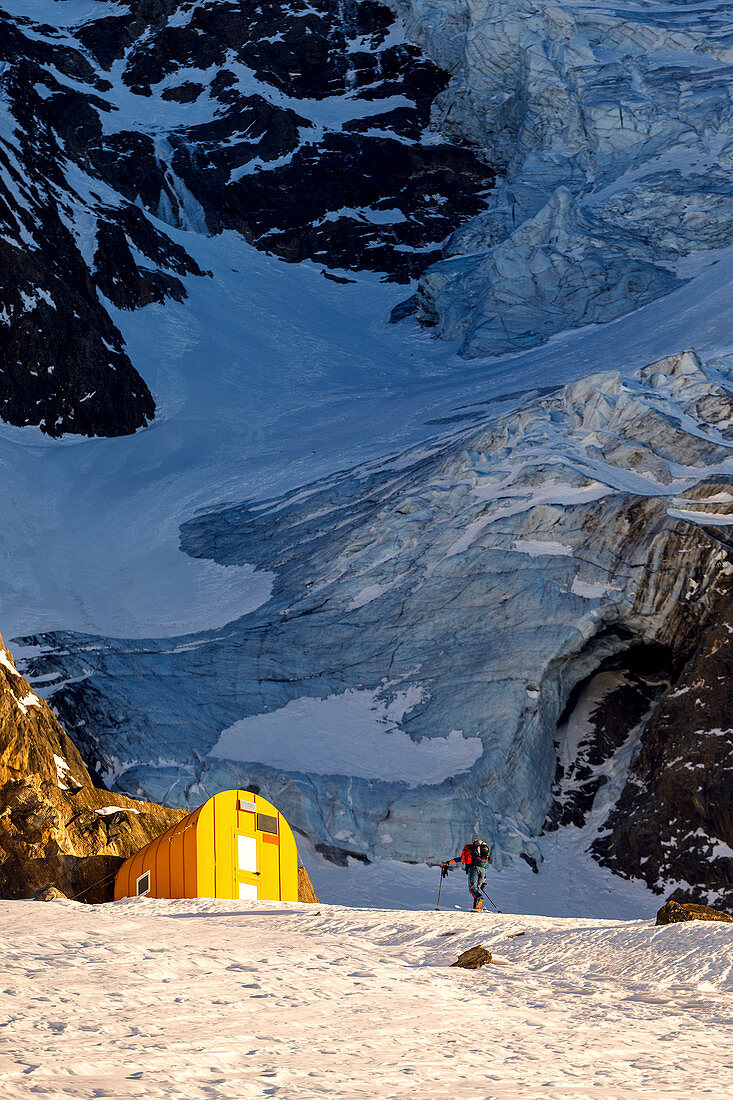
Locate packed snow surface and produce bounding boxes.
[1,897,731,1099]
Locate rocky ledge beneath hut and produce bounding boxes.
[0,632,185,902]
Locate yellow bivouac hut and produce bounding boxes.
[114,789,299,902]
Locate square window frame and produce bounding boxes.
[256,812,278,836]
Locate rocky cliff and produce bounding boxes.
[0,633,184,901]
[0,0,490,436]
[593,589,733,909]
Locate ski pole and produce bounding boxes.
[435,864,448,910]
[481,883,501,913]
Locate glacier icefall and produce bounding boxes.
[389,0,733,355]
[21,350,733,867]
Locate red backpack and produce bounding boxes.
[460,844,473,866]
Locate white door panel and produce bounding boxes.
[237,834,257,873]
[238,881,258,900]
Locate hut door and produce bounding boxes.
[237,835,258,900]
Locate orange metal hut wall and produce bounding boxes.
[114,790,299,902]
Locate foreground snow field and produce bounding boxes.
[1,898,731,1099]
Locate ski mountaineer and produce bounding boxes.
[441,837,491,910]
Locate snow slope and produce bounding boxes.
[0,233,476,641]
[300,827,663,919]
[1,897,731,1098]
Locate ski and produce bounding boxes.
[453,905,488,912]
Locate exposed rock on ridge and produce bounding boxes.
[655,900,733,925]
[0,634,184,901]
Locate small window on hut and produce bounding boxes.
[136,870,151,897]
[257,813,278,836]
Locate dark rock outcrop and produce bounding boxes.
[0,20,163,437]
[76,0,492,279]
[593,572,733,910]
[546,644,676,832]
[0,633,185,902]
[0,222,156,438]
[451,945,492,969]
[0,0,491,436]
[655,900,733,926]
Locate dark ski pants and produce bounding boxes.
[468,865,486,909]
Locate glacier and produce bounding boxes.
[19,348,733,879]
[390,0,733,355]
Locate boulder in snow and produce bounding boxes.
[31,885,69,901]
[451,945,493,969]
[655,900,733,926]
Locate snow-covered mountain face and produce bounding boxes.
[0,0,489,435]
[4,0,733,912]
[20,349,733,908]
[391,0,733,356]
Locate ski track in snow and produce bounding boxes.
[0,897,731,1099]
